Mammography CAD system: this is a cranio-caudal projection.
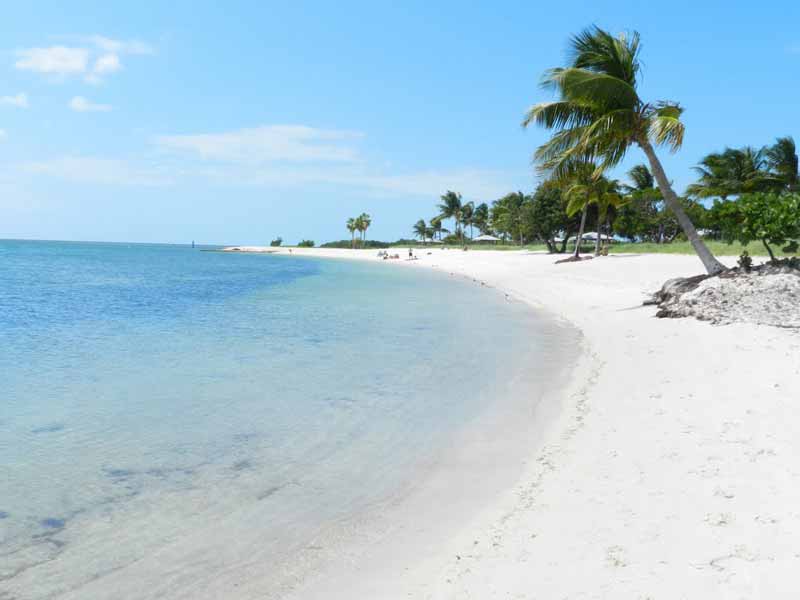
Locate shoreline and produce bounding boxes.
[264,246,800,598]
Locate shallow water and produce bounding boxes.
[0,240,570,598]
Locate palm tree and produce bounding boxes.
[522,26,725,274]
[429,216,449,240]
[357,213,371,245]
[626,164,656,192]
[437,191,463,244]
[346,217,357,249]
[413,219,428,244]
[686,147,774,200]
[473,202,490,234]
[564,163,622,256]
[766,136,799,191]
[461,201,475,240]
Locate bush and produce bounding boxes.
[297,240,315,247]
[716,192,800,261]
[320,239,390,249]
[269,237,283,247]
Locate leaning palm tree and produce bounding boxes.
[523,26,725,274]
[346,217,357,249]
[413,219,428,244]
[437,191,463,244]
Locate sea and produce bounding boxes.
[0,240,574,599]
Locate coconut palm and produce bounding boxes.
[766,136,799,191]
[346,217,357,249]
[461,201,475,240]
[413,219,428,244]
[626,164,656,192]
[563,163,622,256]
[473,202,490,234]
[437,191,464,244]
[357,213,371,245]
[522,26,725,274]
[686,147,775,200]
[429,216,449,241]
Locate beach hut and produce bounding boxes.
[471,234,501,245]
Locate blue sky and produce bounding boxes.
[1,1,798,244]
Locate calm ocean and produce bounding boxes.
[0,240,572,598]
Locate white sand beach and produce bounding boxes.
[255,247,800,599]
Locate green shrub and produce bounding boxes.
[269,237,283,247]
[715,192,800,261]
[297,240,315,247]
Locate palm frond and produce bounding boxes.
[647,103,685,151]
[569,26,641,85]
[545,67,639,109]
[522,100,595,130]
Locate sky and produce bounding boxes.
[1,0,799,245]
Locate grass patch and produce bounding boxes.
[609,240,794,257]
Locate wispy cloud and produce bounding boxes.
[0,92,28,108]
[0,129,7,140]
[83,35,154,55]
[155,125,364,164]
[15,46,89,77]
[19,157,170,186]
[14,36,153,83]
[69,96,112,112]
[787,43,800,55]
[16,123,521,198]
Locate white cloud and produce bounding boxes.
[15,46,89,77]
[14,123,522,198]
[93,53,122,75]
[86,35,154,55]
[0,129,7,140]
[20,157,169,186]
[155,125,364,163]
[0,93,28,108]
[69,96,112,112]
[14,36,153,83]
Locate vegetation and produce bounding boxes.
[297,239,315,247]
[437,191,466,244]
[345,214,373,248]
[270,237,282,247]
[710,192,800,261]
[396,29,797,268]
[321,239,391,249]
[521,27,724,274]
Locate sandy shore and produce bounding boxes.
[247,246,800,599]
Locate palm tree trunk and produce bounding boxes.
[574,207,587,258]
[639,139,725,274]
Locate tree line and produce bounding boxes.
[412,28,799,268]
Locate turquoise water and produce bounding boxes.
[0,240,569,598]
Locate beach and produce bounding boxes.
[261,247,800,599]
